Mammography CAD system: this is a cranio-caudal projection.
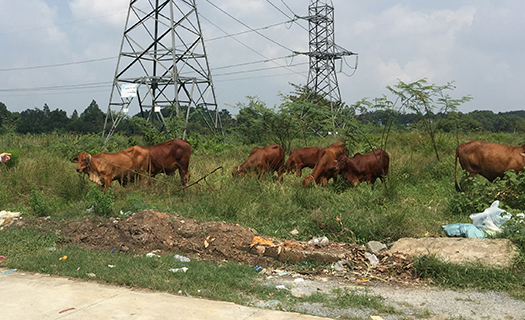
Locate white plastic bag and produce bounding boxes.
[469,201,511,234]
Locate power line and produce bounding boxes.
[280,0,297,16]
[0,57,116,72]
[211,55,295,71]
[213,62,308,77]
[265,0,308,32]
[200,14,306,79]
[204,0,295,53]
[214,70,308,83]
[205,18,293,42]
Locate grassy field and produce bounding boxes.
[1,130,525,309]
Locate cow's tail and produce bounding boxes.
[454,148,461,192]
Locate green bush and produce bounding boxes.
[28,186,52,217]
[86,186,115,217]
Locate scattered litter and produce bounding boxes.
[293,278,305,283]
[290,228,299,235]
[250,236,275,247]
[169,267,188,273]
[0,211,21,226]
[370,316,384,320]
[1,269,17,274]
[252,265,262,272]
[275,284,290,290]
[0,255,6,259]
[44,247,57,251]
[184,290,192,298]
[443,201,512,238]
[263,300,280,308]
[146,252,161,258]
[174,254,191,262]
[59,255,67,261]
[364,252,379,266]
[87,273,96,278]
[333,259,351,272]
[58,307,75,314]
[119,210,132,218]
[308,236,329,247]
[442,223,486,238]
[108,265,115,268]
[470,200,511,235]
[111,248,115,253]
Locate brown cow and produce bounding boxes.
[334,149,389,186]
[302,142,348,187]
[139,139,192,186]
[285,142,347,177]
[72,146,151,189]
[455,141,525,191]
[233,144,285,182]
[284,147,323,177]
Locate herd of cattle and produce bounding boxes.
[71,138,525,191]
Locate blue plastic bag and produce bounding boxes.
[441,223,486,238]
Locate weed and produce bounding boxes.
[86,186,115,217]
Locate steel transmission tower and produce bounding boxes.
[298,0,357,128]
[103,0,222,147]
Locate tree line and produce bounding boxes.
[1,80,524,146]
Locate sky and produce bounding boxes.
[0,0,524,118]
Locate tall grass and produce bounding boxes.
[1,131,523,244]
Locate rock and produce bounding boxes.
[388,237,518,268]
[366,241,387,255]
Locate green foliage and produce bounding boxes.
[28,186,53,217]
[86,186,115,217]
[450,170,525,215]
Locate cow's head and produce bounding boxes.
[232,166,243,178]
[72,152,91,173]
[302,175,315,187]
[333,154,348,171]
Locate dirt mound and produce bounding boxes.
[31,210,418,283]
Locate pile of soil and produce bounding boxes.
[23,210,419,283]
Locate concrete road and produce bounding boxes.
[0,269,328,320]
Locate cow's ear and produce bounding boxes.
[521,152,525,158]
[72,157,78,163]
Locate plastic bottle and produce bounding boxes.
[174,254,191,262]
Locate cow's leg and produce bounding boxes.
[260,163,267,181]
[296,163,302,177]
[178,164,190,186]
[278,165,284,183]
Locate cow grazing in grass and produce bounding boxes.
[302,142,348,187]
[285,142,347,177]
[455,140,525,191]
[139,139,192,186]
[334,149,389,186]
[72,146,151,189]
[284,147,323,177]
[233,144,285,182]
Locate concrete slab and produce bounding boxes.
[389,237,518,267]
[0,270,328,320]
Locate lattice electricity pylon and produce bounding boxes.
[102,0,222,148]
[296,0,357,129]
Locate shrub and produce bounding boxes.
[28,186,52,217]
[86,186,115,217]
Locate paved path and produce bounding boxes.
[0,269,328,320]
